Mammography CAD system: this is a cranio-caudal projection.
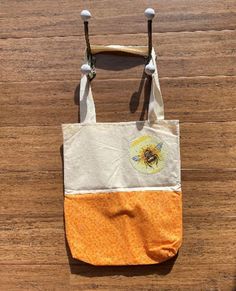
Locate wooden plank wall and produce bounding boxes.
[0,1,236,290]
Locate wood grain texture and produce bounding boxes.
[1,30,236,83]
[5,215,236,265]
[1,0,236,38]
[0,123,235,172]
[0,76,236,125]
[0,0,235,290]
[0,171,235,268]
[0,264,234,291]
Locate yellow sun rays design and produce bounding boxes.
[129,135,166,174]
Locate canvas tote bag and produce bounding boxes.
[62,45,182,266]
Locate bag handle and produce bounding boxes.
[79,45,164,123]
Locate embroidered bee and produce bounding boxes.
[132,142,163,168]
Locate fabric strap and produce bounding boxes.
[79,45,164,123]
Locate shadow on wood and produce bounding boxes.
[94,53,146,71]
[74,53,151,123]
[62,52,177,277]
[61,135,177,278]
[64,236,178,277]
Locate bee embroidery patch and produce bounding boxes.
[129,135,166,174]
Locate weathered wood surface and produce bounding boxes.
[1,31,236,82]
[0,77,236,125]
[0,0,235,290]
[1,0,236,38]
[0,122,236,171]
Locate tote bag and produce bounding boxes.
[62,45,182,266]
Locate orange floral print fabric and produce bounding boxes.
[64,190,182,266]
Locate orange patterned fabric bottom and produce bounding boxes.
[64,190,182,266]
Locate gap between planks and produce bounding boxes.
[1,29,236,41]
[0,75,236,84]
[0,120,236,128]
[0,168,236,175]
